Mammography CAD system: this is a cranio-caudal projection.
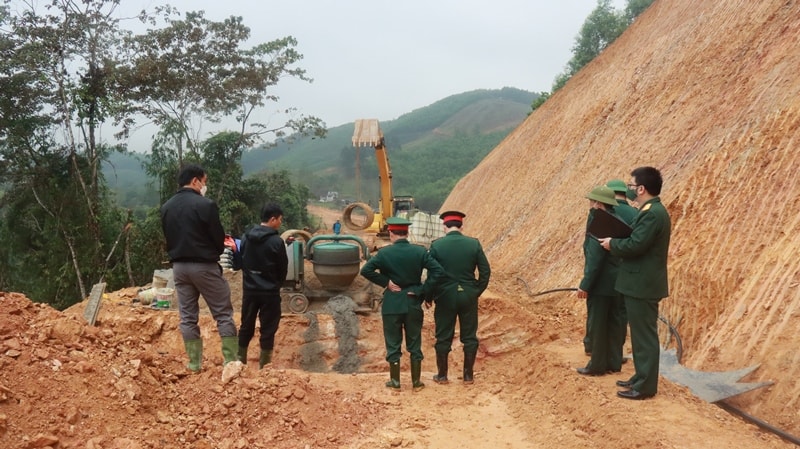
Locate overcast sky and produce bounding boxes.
[118,0,625,145]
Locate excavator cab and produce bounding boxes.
[392,195,416,215]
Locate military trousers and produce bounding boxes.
[625,295,661,396]
[585,293,625,372]
[433,290,479,355]
[382,307,424,363]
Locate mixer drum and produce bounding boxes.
[310,242,361,288]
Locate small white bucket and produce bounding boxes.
[155,288,174,309]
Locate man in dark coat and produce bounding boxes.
[233,203,288,369]
[429,211,491,385]
[160,164,238,372]
[360,217,444,391]
[576,186,625,376]
[600,166,671,400]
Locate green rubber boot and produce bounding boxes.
[237,346,248,364]
[184,339,203,373]
[411,359,425,392]
[259,349,273,369]
[385,361,401,389]
[221,336,239,365]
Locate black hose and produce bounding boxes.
[658,315,684,362]
[532,287,578,296]
[715,400,800,446]
[516,277,578,297]
[663,317,799,445]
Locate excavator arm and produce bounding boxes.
[352,119,393,228]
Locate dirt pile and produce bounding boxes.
[1,284,794,448]
[444,0,800,436]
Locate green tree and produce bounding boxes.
[0,0,136,305]
[120,10,326,194]
[565,0,627,78]
[534,0,654,110]
[0,2,325,308]
[624,0,655,21]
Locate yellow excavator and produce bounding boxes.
[343,119,416,237]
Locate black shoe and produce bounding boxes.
[607,368,621,373]
[617,389,653,400]
[616,380,633,388]
[576,367,605,376]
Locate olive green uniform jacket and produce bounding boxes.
[610,197,671,299]
[610,196,671,396]
[614,200,639,226]
[360,239,444,362]
[429,231,491,354]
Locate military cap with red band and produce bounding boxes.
[439,210,466,223]
[386,216,412,231]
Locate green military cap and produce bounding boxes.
[386,216,412,231]
[586,185,617,206]
[606,179,627,194]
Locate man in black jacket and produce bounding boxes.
[160,164,238,372]
[234,203,289,368]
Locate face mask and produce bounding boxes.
[626,187,637,201]
[200,185,207,197]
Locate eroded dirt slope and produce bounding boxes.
[443,0,800,435]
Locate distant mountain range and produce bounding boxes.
[105,87,537,212]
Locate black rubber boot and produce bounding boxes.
[433,352,449,384]
[237,346,248,364]
[411,359,425,392]
[463,351,477,385]
[386,361,401,389]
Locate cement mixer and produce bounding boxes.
[278,231,380,314]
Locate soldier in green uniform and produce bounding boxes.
[429,211,491,385]
[606,179,638,224]
[584,181,638,356]
[360,217,443,391]
[599,166,671,400]
[605,178,639,366]
[576,186,625,376]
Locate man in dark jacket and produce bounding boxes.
[429,211,491,385]
[234,203,288,369]
[160,164,238,372]
[360,217,443,391]
[600,166,671,400]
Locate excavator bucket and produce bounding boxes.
[352,119,383,147]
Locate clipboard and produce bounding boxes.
[586,208,633,239]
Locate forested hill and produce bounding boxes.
[240,87,536,211]
[106,87,535,212]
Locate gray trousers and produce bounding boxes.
[173,261,237,340]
